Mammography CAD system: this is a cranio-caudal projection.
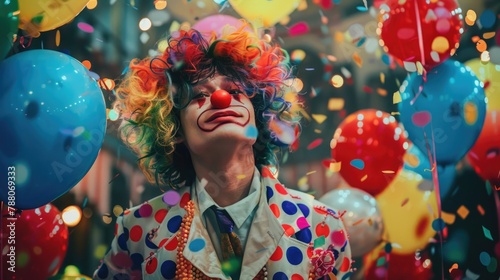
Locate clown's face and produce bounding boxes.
[178,74,257,156]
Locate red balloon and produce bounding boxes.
[331,109,408,196]
[467,110,500,185]
[1,203,68,280]
[378,0,463,70]
[364,252,434,280]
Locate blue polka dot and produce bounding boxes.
[295,228,312,243]
[266,186,274,202]
[479,9,496,29]
[97,263,109,279]
[272,271,288,280]
[133,209,142,218]
[188,238,206,252]
[145,236,158,249]
[297,203,309,218]
[117,228,129,251]
[161,260,176,279]
[130,253,144,270]
[286,246,303,265]
[167,215,182,233]
[282,201,297,215]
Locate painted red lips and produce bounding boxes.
[197,106,250,132]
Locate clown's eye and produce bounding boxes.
[228,89,243,95]
[193,92,209,99]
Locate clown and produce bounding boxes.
[94,23,352,280]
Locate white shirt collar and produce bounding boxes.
[195,166,261,228]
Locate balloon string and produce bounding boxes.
[423,126,445,280]
[414,0,426,68]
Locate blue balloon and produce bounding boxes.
[0,50,106,209]
[398,60,486,165]
[404,145,456,198]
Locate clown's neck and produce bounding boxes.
[191,144,255,207]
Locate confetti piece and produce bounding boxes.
[482,226,493,240]
[356,5,368,12]
[483,32,496,39]
[245,125,258,138]
[363,86,373,94]
[350,159,365,170]
[464,269,480,280]
[401,197,409,207]
[391,112,400,115]
[314,129,322,134]
[376,256,386,267]
[163,190,181,206]
[82,60,92,70]
[307,138,323,150]
[431,36,450,53]
[376,88,387,96]
[441,211,456,225]
[87,0,98,9]
[476,39,488,53]
[330,75,344,88]
[380,73,385,84]
[311,114,327,124]
[329,162,341,172]
[340,67,351,79]
[382,170,395,174]
[77,22,94,33]
[457,205,469,219]
[289,21,310,37]
[416,61,424,75]
[236,174,246,179]
[360,174,368,182]
[403,61,417,72]
[314,236,326,248]
[477,205,485,215]
[480,251,491,266]
[328,98,345,111]
[352,219,364,226]
[412,111,431,127]
[449,263,458,273]
[478,9,496,29]
[432,218,446,231]
[55,30,60,46]
[393,91,402,104]
[352,52,363,67]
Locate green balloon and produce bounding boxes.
[0,0,19,59]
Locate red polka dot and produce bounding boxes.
[331,229,347,247]
[270,246,283,261]
[307,246,313,258]
[270,204,280,218]
[164,237,178,251]
[291,274,304,280]
[146,257,158,274]
[155,209,168,223]
[282,224,295,237]
[130,225,143,242]
[314,206,327,215]
[123,209,131,215]
[415,215,430,238]
[158,238,169,248]
[340,256,351,272]
[261,167,276,179]
[315,223,330,238]
[180,193,191,208]
[275,183,288,195]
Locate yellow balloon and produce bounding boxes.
[465,59,500,110]
[228,0,300,28]
[18,0,89,35]
[375,169,438,254]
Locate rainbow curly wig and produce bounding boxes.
[115,23,303,187]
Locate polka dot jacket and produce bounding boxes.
[93,167,352,279]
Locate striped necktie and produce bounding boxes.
[210,206,243,279]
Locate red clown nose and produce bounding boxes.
[210,89,231,109]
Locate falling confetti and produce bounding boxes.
[77,22,95,33]
[457,205,470,219]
